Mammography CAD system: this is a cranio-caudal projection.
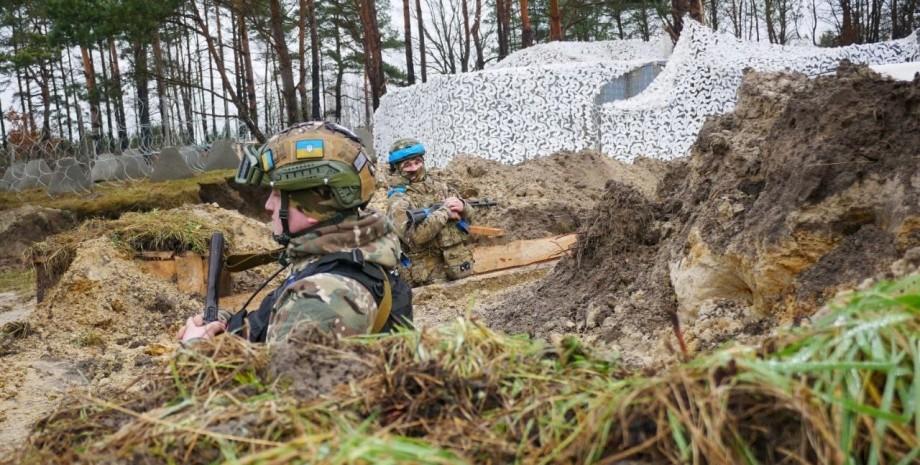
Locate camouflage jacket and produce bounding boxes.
[386,172,476,284]
[265,210,401,343]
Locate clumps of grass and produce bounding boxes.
[7,275,919,465]
[0,321,33,355]
[28,208,234,301]
[107,210,217,255]
[0,267,34,294]
[75,330,106,348]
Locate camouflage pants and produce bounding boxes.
[403,244,473,286]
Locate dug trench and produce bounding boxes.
[0,145,652,455]
[1,65,918,463]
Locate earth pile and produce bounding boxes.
[487,64,920,368]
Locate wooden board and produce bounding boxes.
[473,233,578,274]
[136,252,231,297]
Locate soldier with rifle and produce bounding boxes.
[385,138,493,286]
[178,121,412,344]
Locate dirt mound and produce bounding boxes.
[374,150,662,242]
[0,204,279,452]
[486,64,920,368]
[0,206,75,268]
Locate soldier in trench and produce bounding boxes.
[384,138,477,286]
[177,121,412,344]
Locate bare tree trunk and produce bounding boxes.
[233,11,246,125]
[358,0,386,110]
[298,0,310,121]
[215,2,229,135]
[415,0,427,82]
[65,51,86,144]
[33,63,53,140]
[57,54,73,142]
[192,30,208,141]
[191,4,265,142]
[471,0,484,69]
[48,56,64,140]
[333,15,344,121]
[549,0,563,40]
[108,39,128,150]
[497,0,511,58]
[0,99,6,150]
[97,44,115,147]
[308,0,321,119]
[709,0,719,30]
[80,45,102,149]
[132,41,152,148]
[402,0,416,83]
[765,0,776,42]
[152,33,170,141]
[268,0,299,125]
[460,0,471,72]
[638,0,651,40]
[520,0,533,48]
[238,10,259,130]
[666,0,705,42]
[840,0,857,44]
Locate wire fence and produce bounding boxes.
[0,120,252,198]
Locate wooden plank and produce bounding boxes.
[137,259,177,283]
[468,225,505,237]
[176,252,206,295]
[473,233,577,274]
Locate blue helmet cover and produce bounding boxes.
[388,143,425,165]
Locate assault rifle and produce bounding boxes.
[407,198,498,234]
[203,232,225,323]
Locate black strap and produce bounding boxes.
[227,250,413,342]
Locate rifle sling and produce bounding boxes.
[226,248,286,273]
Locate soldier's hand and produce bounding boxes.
[443,197,464,213]
[177,314,226,343]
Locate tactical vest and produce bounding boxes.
[228,250,413,343]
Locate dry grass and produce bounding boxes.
[6,274,918,465]
[0,268,34,294]
[0,169,233,219]
[27,208,235,301]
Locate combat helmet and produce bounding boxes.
[387,138,425,172]
[235,121,376,244]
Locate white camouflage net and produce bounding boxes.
[375,22,920,166]
[600,21,920,161]
[485,36,673,69]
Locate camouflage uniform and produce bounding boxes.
[266,210,402,343]
[230,121,410,344]
[386,171,476,285]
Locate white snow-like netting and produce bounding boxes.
[375,22,919,166]
[375,60,660,166]
[486,37,672,69]
[600,22,920,161]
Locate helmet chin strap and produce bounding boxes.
[274,190,293,246]
[273,190,349,246]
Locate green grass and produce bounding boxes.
[7,274,919,465]
[0,268,34,294]
[0,170,234,219]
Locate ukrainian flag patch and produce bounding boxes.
[295,139,324,159]
[260,149,274,171]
